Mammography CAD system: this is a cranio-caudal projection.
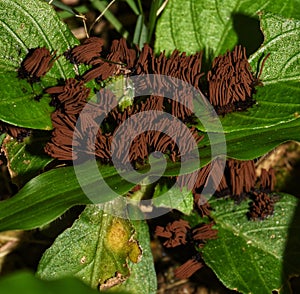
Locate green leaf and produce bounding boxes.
[133,15,148,48]
[0,115,298,232]
[147,0,164,43]
[37,205,156,293]
[218,82,299,133]
[291,0,300,19]
[0,0,80,129]
[0,0,78,76]
[112,218,157,294]
[155,0,297,58]
[91,1,129,39]
[152,179,194,215]
[0,133,6,146]
[0,271,129,294]
[164,117,300,177]
[125,0,141,15]
[249,13,300,84]
[0,161,136,231]
[224,118,300,160]
[195,81,300,133]
[155,6,300,137]
[0,71,54,129]
[202,194,300,293]
[44,0,77,16]
[2,133,53,187]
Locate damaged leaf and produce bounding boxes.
[0,271,130,294]
[2,134,53,187]
[112,218,157,294]
[36,204,154,292]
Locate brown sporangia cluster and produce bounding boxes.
[155,219,217,278]
[173,254,204,279]
[155,160,276,279]
[80,38,137,82]
[18,47,56,83]
[248,167,277,220]
[0,121,31,142]
[155,219,191,248]
[42,37,205,167]
[38,38,260,168]
[64,37,105,65]
[207,45,256,115]
[177,159,254,215]
[14,39,261,164]
[14,38,276,281]
[248,190,275,220]
[259,167,276,192]
[134,45,204,121]
[177,158,276,217]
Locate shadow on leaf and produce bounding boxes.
[282,198,300,292]
[232,13,264,56]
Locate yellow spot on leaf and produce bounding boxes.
[127,240,142,263]
[106,218,142,263]
[106,218,131,253]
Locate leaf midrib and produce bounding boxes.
[216,218,282,260]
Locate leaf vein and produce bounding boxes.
[3,0,68,78]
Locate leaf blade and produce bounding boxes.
[0,0,80,129]
[0,71,54,129]
[0,115,298,232]
[152,180,194,215]
[2,134,53,187]
[0,161,136,231]
[155,0,297,57]
[202,194,300,293]
[249,12,300,84]
[0,0,78,77]
[115,218,157,294]
[0,271,113,294]
[37,205,156,293]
